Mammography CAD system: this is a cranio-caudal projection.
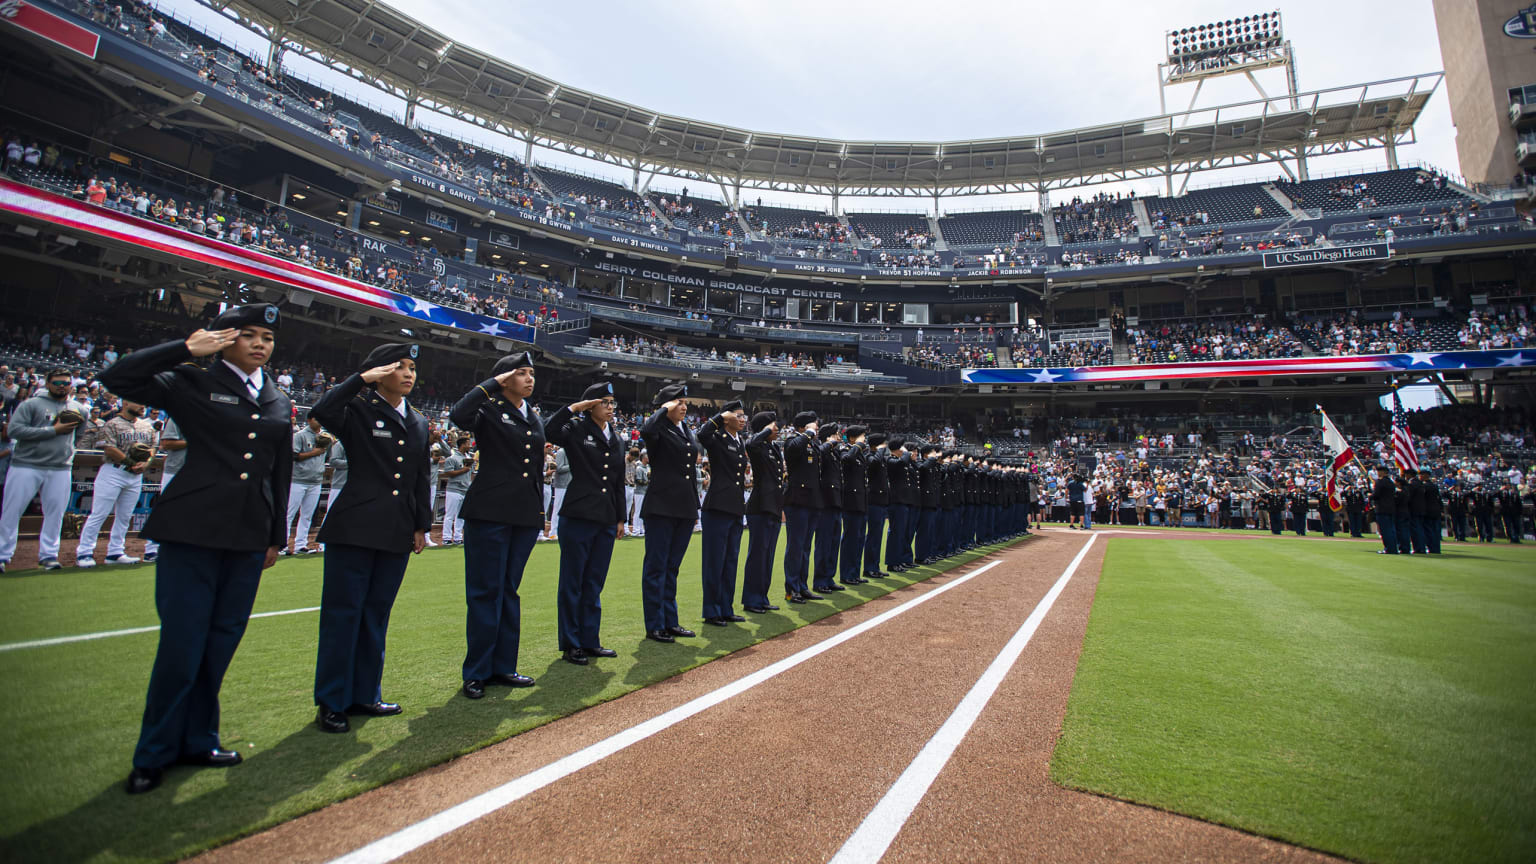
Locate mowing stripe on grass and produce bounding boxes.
[0,606,321,653]
[828,534,1098,864]
[327,558,1010,864]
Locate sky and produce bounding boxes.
[166,0,1462,213]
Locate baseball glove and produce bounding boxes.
[314,432,337,450]
[126,442,154,465]
[55,409,85,427]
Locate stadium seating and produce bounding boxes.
[1146,183,1286,228]
[1274,168,1470,215]
[938,210,1046,248]
[1052,195,1140,245]
[847,213,932,249]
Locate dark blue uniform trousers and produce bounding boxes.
[839,510,867,583]
[642,515,693,632]
[1407,514,1428,554]
[883,504,907,570]
[1395,513,1413,554]
[315,543,409,712]
[134,542,263,770]
[461,520,538,682]
[915,508,937,562]
[813,509,841,590]
[902,506,920,566]
[864,504,887,574]
[1419,515,1441,553]
[557,516,615,651]
[742,513,780,607]
[700,510,743,620]
[782,505,816,595]
[1378,513,1398,553]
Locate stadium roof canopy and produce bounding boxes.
[220,0,1442,199]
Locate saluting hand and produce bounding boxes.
[493,369,522,387]
[186,328,239,358]
[361,361,402,383]
[569,398,602,412]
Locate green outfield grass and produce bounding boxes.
[1051,538,1536,864]
[0,532,1017,864]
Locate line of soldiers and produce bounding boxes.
[98,303,1036,798]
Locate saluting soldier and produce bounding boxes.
[781,412,823,604]
[915,445,942,563]
[1472,483,1496,543]
[1497,482,1523,543]
[897,443,922,567]
[697,399,749,627]
[1264,488,1284,535]
[812,423,844,594]
[310,343,431,734]
[838,425,869,586]
[99,304,291,795]
[863,432,891,580]
[1445,481,1469,542]
[939,451,961,557]
[1372,468,1399,553]
[882,437,910,574]
[546,381,627,665]
[741,411,782,614]
[639,383,700,643]
[448,352,543,699]
[1344,483,1366,537]
[1419,469,1442,553]
[1406,470,1430,554]
[1393,472,1413,554]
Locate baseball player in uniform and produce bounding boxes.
[284,414,328,554]
[439,435,474,544]
[75,399,158,567]
[0,368,85,572]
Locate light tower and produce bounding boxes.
[1158,11,1299,116]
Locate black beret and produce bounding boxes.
[845,424,868,440]
[922,444,940,456]
[868,432,887,447]
[887,435,906,451]
[721,400,744,414]
[817,424,841,441]
[792,411,818,428]
[362,342,419,369]
[653,382,688,406]
[582,380,615,402]
[750,411,776,433]
[491,351,535,376]
[211,303,280,332]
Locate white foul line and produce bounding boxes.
[326,558,1012,864]
[0,606,321,653]
[828,533,1099,864]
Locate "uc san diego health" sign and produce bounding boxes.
[1262,241,1390,269]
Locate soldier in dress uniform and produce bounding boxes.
[811,423,844,594]
[939,451,961,557]
[1497,482,1523,543]
[1372,467,1398,554]
[863,432,890,580]
[639,383,701,643]
[838,425,869,586]
[1393,472,1414,554]
[882,437,910,574]
[781,412,823,604]
[1472,483,1496,543]
[915,445,942,564]
[697,400,749,627]
[1288,485,1308,536]
[448,352,543,699]
[1406,469,1430,554]
[741,411,782,615]
[1265,488,1285,535]
[1445,481,1469,543]
[310,343,431,734]
[1344,483,1367,537]
[546,381,627,664]
[1418,468,1442,553]
[100,303,291,794]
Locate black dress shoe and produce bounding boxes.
[463,679,486,699]
[490,672,536,687]
[723,614,746,622]
[801,590,825,600]
[667,626,696,638]
[179,747,242,767]
[743,605,770,614]
[563,648,589,665]
[647,629,676,643]
[347,701,402,716]
[822,583,846,592]
[125,766,162,795]
[704,616,728,626]
[875,570,891,578]
[588,647,618,658]
[316,708,350,733]
[787,593,807,605]
[763,603,780,611]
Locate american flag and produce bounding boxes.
[1391,388,1419,474]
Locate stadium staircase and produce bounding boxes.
[839,212,872,249]
[736,210,761,240]
[1264,183,1311,220]
[1132,199,1156,238]
[928,214,949,251]
[525,168,561,203]
[1111,335,1131,365]
[642,193,677,230]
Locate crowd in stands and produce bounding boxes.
[1458,306,1531,350]
[872,250,943,269]
[1289,311,1436,356]
[1053,192,1139,244]
[907,344,996,369]
[748,212,849,245]
[859,225,932,250]
[1126,317,1304,363]
[951,247,1050,268]
[1059,248,1144,267]
[1159,228,1315,258]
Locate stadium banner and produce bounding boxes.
[589,260,850,300]
[0,178,536,345]
[425,209,458,232]
[0,0,100,60]
[961,349,1535,385]
[1261,241,1390,269]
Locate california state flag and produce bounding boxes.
[1318,405,1354,512]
